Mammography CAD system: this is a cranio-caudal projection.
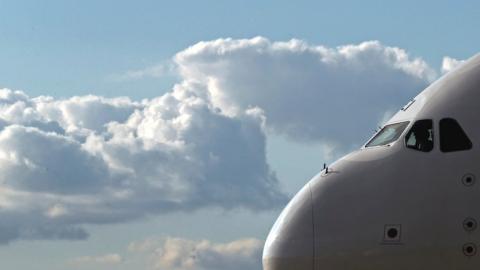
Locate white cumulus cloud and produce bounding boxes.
[0,86,286,243]
[441,56,465,74]
[175,37,436,147]
[0,37,448,244]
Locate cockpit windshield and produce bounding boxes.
[365,121,410,147]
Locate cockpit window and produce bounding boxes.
[440,118,472,152]
[366,121,410,147]
[405,120,433,152]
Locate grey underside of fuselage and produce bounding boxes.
[263,54,480,270]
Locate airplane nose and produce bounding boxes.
[263,182,314,270]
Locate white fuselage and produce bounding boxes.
[263,53,480,270]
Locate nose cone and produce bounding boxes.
[263,182,314,270]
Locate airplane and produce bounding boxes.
[263,53,480,270]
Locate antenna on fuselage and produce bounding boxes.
[324,163,329,174]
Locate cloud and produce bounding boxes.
[35,95,142,134]
[108,62,177,81]
[70,253,123,265]
[0,91,141,135]
[0,87,286,243]
[175,37,435,147]
[441,56,465,74]
[0,37,446,244]
[0,125,110,194]
[130,237,262,270]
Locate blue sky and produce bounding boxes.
[0,0,478,99]
[0,1,477,269]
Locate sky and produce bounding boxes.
[0,1,477,269]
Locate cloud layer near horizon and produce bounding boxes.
[72,236,263,270]
[129,237,263,270]
[0,37,454,243]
